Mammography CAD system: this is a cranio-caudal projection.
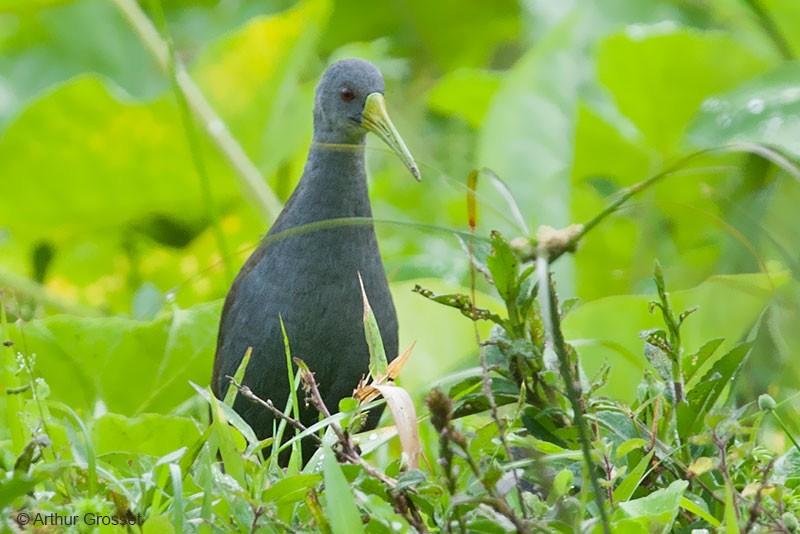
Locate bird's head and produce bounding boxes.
[313,58,420,181]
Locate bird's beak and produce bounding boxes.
[362,92,421,181]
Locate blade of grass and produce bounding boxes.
[322,444,365,534]
[46,401,97,497]
[169,463,184,532]
[224,348,252,406]
[358,273,388,380]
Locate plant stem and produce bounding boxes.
[113,0,283,223]
[148,0,233,282]
[545,143,800,264]
[742,0,795,60]
[771,411,800,454]
[537,256,610,534]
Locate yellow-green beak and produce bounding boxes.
[362,92,421,181]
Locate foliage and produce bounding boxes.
[2,0,800,532]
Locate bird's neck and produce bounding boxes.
[278,141,373,229]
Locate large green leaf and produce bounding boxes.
[686,63,800,158]
[91,413,200,456]
[427,69,502,129]
[401,0,520,71]
[570,103,649,300]
[614,480,688,534]
[1,301,221,415]
[0,0,166,128]
[597,25,771,156]
[762,0,800,57]
[322,444,364,534]
[0,75,234,235]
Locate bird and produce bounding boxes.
[211,58,419,463]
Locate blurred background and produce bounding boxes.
[1,0,799,428]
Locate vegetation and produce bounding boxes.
[2,0,800,532]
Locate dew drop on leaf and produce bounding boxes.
[746,98,765,114]
[716,113,732,128]
[779,87,800,104]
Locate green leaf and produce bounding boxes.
[615,480,688,533]
[3,301,221,415]
[0,473,42,509]
[397,0,519,71]
[0,76,231,236]
[427,69,502,128]
[91,413,200,457]
[760,0,800,56]
[679,496,720,527]
[549,469,574,503]
[478,7,583,234]
[683,337,724,385]
[598,25,770,155]
[687,456,716,477]
[615,438,647,459]
[262,474,323,506]
[486,231,519,304]
[687,63,800,158]
[209,393,247,487]
[224,347,252,407]
[677,341,753,439]
[0,0,166,128]
[614,449,655,503]
[193,383,258,446]
[322,445,364,534]
[142,514,175,534]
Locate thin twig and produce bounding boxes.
[712,428,740,523]
[744,459,775,533]
[451,437,531,533]
[427,389,530,533]
[294,359,429,533]
[742,0,795,60]
[227,376,321,445]
[538,258,610,534]
[532,144,800,264]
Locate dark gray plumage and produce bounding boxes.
[211,58,418,462]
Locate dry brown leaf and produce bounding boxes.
[374,384,420,469]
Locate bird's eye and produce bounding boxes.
[339,87,355,102]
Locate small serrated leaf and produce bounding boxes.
[677,341,753,439]
[683,337,724,384]
[486,230,519,303]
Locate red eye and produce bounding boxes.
[339,87,355,102]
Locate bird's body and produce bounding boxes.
[211,59,417,461]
